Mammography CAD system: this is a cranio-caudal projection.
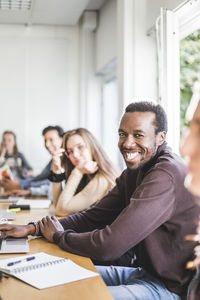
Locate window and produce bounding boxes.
[101,75,121,168]
[156,0,200,153]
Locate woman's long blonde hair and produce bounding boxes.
[62,128,119,184]
[0,130,18,155]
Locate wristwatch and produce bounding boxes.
[28,222,40,236]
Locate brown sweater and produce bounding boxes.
[53,142,200,297]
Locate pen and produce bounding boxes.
[7,256,35,267]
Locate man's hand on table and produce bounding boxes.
[0,224,35,239]
[39,216,64,242]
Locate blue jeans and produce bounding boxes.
[96,266,181,300]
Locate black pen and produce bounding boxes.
[7,256,35,267]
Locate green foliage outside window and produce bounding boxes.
[180,29,200,134]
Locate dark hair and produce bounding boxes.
[125,101,168,134]
[1,131,18,154]
[62,128,118,184]
[42,126,64,137]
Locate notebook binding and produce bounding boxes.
[12,258,67,274]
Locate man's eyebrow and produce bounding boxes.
[118,128,144,133]
[134,129,144,133]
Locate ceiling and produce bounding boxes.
[0,0,106,26]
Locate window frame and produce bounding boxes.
[157,0,200,153]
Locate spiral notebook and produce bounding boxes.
[0,252,98,289]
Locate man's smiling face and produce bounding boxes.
[118,111,165,170]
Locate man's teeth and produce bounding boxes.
[126,152,138,160]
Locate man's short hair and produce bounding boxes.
[125,101,168,134]
[42,126,65,137]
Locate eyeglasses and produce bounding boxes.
[65,144,86,157]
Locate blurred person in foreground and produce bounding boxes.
[180,92,200,300]
[181,98,200,200]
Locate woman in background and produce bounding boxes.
[49,128,119,216]
[0,130,33,181]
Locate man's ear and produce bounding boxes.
[157,131,166,146]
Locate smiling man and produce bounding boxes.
[0,101,199,300]
[118,107,166,170]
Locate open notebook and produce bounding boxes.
[0,252,99,289]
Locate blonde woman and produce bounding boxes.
[49,128,119,216]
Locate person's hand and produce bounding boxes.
[0,223,35,239]
[0,179,21,191]
[0,146,6,158]
[26,170,34,177]
[39,216,64,242]
[10,189,31,197]
[51,148,65,174]
[76,160,98,175]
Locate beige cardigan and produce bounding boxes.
[52,167,115,217]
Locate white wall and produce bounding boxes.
[0,24,79,171]
[95,0,158,110]
[78,11,102,140]
[130,0,157,101]
[95,0,117,73]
